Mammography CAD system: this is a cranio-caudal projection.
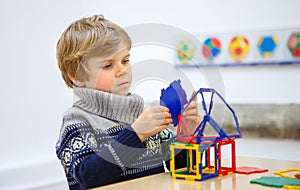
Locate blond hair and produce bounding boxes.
[56,14,131,88]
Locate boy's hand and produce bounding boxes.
[132,106,172,142]
[181,92,200,135]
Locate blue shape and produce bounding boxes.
[258,36,277,54]
[160,80,188,126]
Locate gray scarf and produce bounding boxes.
[57,88,144,145]
[73,87,144,125]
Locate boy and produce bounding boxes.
[55,14,199,190]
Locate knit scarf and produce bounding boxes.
[72,87,144,126]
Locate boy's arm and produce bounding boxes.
[159,129,187,170]
[56,123,145,188]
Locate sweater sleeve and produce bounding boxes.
[56,122,145,189]
[159,128,187,170]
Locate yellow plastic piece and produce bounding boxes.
[170,142,207,181]
[284,185,300,190]
[274,168,300,178]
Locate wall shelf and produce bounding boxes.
[175,61,300,68]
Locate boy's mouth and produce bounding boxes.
[117,81,129,87]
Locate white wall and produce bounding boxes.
[0,0,299,189]
[81,0,300,104]
[0,0,83,189]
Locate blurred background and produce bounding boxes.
[0,0,299,189]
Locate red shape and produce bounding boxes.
[235,166,269,174]
[232,37,237,42]
[202,45,212,59]
[244,38,249,45]
[235,48,242,55]
[293,48,300,57]
[212,38,221,48]
[295,173,300,179]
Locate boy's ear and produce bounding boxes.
[68,73,85,87]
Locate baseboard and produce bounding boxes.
[0,158,66,190]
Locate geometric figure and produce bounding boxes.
[160,80,188,126]
[284,185,300,190]
[176,88,242,144]
[250,176,300,188]
[274,168,300,178]
[169,139,238,181]
[257,35,279,58]
[177,40,196,64]
[287,32,300,58]
[295,173,300,179]
[235,166,269,174]
[170,142,219,181]
[202,37,222,61]
[212,139,237,176]
[229,35,250,62]
[163,80,243,182]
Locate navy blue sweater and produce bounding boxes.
[55,88,186,190]
[56,122,186,190]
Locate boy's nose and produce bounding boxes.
[116,63,128,77]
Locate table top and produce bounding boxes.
[92,157,300,190]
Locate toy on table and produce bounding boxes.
[160,80,242,181]
[284,185,300,190]
[250,176,300,188]
[235,166,268,174]
[250,168,300,188]
[274,168,300,178]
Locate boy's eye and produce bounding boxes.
[103,63,112,69]
[122,59,130,64]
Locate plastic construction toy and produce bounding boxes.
[235,166,269,174]
[160,80,188,126]
[160,80,242,181]
[274,168,300,178]
[250,176,300,188]
[284,185,300,190]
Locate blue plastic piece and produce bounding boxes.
[160,80,242,144]
[160,80,188,126]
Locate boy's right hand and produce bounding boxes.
[132,106,172,142]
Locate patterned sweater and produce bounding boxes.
[56,88,186,190]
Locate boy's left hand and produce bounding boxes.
[181,92,200,135]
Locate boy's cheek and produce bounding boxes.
[96,76,115,92]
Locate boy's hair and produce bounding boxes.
[56,14,131,88]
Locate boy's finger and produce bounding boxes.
[152,112,172,119]
[150,106,170,113]
[153,118,172,126]
[185,115,201,123]
[183,108,199,116]
[191,90,197,101]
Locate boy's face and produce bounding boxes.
[83,47,132,96]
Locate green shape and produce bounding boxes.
[250,176,300,187]
[183,44,188,51]
[175,169,190,174]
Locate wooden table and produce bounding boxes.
[92,157,300,190]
